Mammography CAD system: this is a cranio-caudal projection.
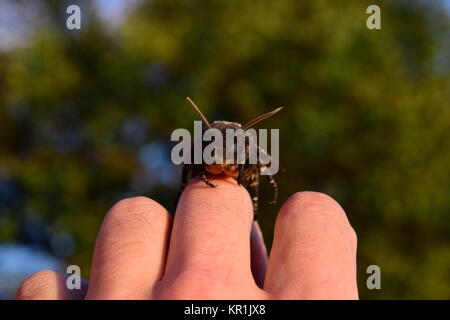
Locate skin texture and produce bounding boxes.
[15,175,358,300]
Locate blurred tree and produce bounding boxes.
[0,0,449,298]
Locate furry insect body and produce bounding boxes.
[177,97,283,219]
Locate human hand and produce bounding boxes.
[15,175,358,300]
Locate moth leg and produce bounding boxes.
[266,174,278,204]
[260,160,278,204]
[181,164,190,191]
[200,170,217,188]
[249,175,260,219]
[237,164,244,186]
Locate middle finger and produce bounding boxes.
[160,175,260,298]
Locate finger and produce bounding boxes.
[158,175,261,299]
[264,192,358,299]
[250,221,268,288]
[15,270,88,300]
[85,197,172,299]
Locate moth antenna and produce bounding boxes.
[242,107,284,130]
[186,97,212,129]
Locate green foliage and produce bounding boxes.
[0,0,449,298]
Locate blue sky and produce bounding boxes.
[93,0,141,28]
[0,0,449,56]
[445,0,450,10]
[0,0,140,50]
[1,0,449,51]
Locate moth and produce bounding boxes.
[177,97,283,219]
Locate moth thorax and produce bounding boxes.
[204,163,239,178]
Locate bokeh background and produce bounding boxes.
[0,0,449,299]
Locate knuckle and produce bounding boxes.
[107,196,169,226]
[112,196,157,212]
[279,191,357,246]
[156,271,223,300]
[185,175,253,218]
[281,191,344,216]
[15,270,58,300]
